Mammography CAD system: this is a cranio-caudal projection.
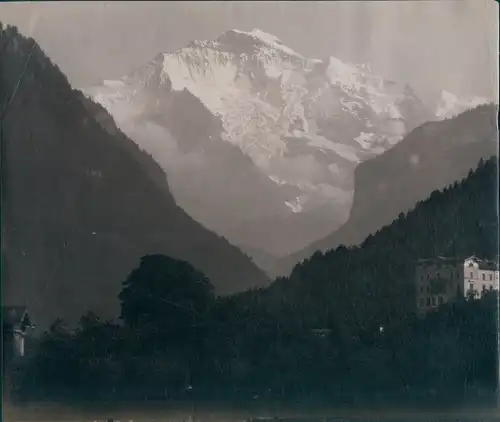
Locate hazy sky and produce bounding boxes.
[1,1,498,101]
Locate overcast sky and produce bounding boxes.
[1,1,498,101]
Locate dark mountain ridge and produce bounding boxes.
[0,25,269,329]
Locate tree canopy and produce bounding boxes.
[119,254,215,332]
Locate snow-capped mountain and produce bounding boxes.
[434,90,490,119]
[86,29,434,257]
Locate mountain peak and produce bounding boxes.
[86,30,434,256]
[231,28,282,45]
[231,28,281,43]
[218,28,305,58]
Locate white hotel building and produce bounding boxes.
[463,255,499,298]
[415,255,499,315]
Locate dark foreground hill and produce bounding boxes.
[0,25,269,329]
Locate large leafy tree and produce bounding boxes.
[119,254,215,333]
[118,255,216,390]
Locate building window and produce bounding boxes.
[419,298,425,307]
[470,271,473,278]
[482,273,485,281]
[426,298,431,306]
[426,286,430,293]
[438,296,444,305]
[431,297,436,306]
[419,286,423,293]
[490,274,493,281]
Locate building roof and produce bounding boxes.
[416,255,499,270]
[416,256,460,265]
[311,328,333,337]
[464,255,498,271]
[465,255,482,264]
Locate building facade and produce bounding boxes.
[415,256,463,315]
[2,306,34,359]
[463,255,499,299]
[415,255,499,316]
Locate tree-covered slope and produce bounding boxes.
[265,156,498,331]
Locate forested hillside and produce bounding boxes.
[265,156,497,332]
